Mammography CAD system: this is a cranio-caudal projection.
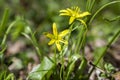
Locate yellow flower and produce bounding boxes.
[59,6,91,25]
[45,23,70,51]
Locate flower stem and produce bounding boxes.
[88,29,120,78]
[0,8,9,36]
[89,1,120,24]
[60,50,65,80]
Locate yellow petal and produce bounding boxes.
[60,40,68,45]
[67,8,73,13]
[75,6,80,12]
[59,9,72,16]
[55,41,61,51]
[69,16,75,24]
[59,29,70,37]
[48,39,55,45]
[44,32,54,39]
[77,19,87,27]
[60,13,70,16]
[78,12,90,18]
[59,10,69,13]
[53,23,58,37]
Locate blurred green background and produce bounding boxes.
[0,0,119,40]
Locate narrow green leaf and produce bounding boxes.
[5,73,14,80]
[11,16,26,40]
[86,0,96,12]
[88,29,120,78]
[66,54,81,80]
[89,1,120,24]
[1,21,16,47]
[0,8,9,37]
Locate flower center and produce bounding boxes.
[54,35,58,40]
[54,35,62,41]
[73,14,75,17]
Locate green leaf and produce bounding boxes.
[104,63,115,73]
[100,72,106,78]
[5,73,14,80]
[11,16,27,40]
[0,8,9,37]
[0,45,7,55]
[89,1,120,24]
[22,26,42,60]
[0,69,14,80]
[28,57,55,80]
[66,54,81,80]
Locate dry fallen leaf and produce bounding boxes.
[6,40,26,56]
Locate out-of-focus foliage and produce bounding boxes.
[0,0,119,41]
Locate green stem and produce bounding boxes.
[78,57,87,72]
[80,29,87,55]
[86,0,96,12]
[60,50,64,80]
[104,16,120,22]
[62,52,65,80]
[95,30,120,65]
[88,29,120,78]
[30,32,42,60]
[1,21,16,47]
[74,57,87,79]
[87,1,120,78]
[22,29,42,61]
[75,25,87,55]
[0,46,7,55]
[68,23,74,39]
[54,46,57,65]
[0,21,16,68]
[0,8,9,36]
[89,1,120,24]
[75,26,84,53]
[86,0,91,11]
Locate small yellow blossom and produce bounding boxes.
[45,23,70,51]
[59,6,91,25]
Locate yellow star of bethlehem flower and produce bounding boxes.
[45,23,70,51]
[59,6,91,25]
